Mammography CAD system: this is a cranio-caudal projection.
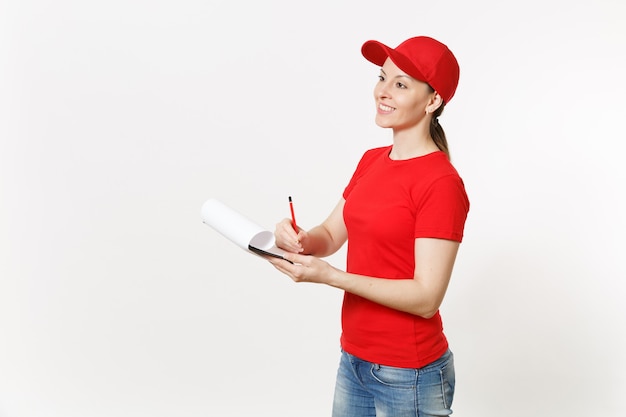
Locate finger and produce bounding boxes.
[269,259,291,275]
[282,252,306,266]
[281,232,302,252]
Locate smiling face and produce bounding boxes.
[373,58,441,132]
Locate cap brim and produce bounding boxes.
[361,40,393,66]
[361,40,427,83]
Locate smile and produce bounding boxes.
[378,103,395,112]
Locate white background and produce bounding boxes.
[1,1,625,416]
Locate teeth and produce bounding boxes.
[379,104,394,112]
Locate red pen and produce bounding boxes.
[289,196,298,232]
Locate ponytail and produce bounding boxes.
[426,84,451,160]
[429,104,450,160]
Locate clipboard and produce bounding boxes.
[201,198,292,263]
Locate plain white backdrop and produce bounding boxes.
[1,1,625,416]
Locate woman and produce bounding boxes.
[269,36,469,417]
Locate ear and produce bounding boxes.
[425,92,443,114]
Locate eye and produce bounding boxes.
[395,82,407,89]
[378,75,385,82]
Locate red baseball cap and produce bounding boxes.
[361,36,460,103]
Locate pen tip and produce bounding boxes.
[289,196,292,202]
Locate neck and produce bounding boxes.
[389,129,438,160]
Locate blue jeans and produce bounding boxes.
[332,349,455,417]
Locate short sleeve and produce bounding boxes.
[413,174,469,242]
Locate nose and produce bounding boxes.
[375,80,390,100]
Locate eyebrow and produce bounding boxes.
[379,68,413,81]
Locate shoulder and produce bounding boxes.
[426,156,467,194]
[409,153,469,206]
[351,145,390,172]
[413,153,465,189]
[360,146,390,162]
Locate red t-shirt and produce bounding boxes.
[341,146,469,368]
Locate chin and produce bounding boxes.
[374,116,392,128]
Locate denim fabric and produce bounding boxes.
[332,349,455,417]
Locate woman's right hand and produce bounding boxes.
[274,218,305,253]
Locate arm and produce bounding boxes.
[274,199,348,258]
[269,237,460,319]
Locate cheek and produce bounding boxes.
[401,95,428,114]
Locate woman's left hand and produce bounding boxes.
[268,253,338,286]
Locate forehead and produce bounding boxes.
[381,58,413,79]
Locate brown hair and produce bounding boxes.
[430,104,450,160]
[427,85,450,160]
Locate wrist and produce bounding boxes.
[327,266,346,289]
